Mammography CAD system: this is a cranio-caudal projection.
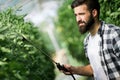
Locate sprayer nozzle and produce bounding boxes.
[56,63,68,72]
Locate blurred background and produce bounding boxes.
[0,0,120,80]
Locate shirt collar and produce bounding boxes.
[98,21,105,36]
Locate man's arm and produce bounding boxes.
[62,64,93,76]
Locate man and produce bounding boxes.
[61,0,120,80]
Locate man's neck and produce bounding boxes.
[89,20,101,36]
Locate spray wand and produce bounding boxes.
[19,33,76,80]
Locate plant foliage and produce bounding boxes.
[0,9,55,80]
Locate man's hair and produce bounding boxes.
[71,0,100,18]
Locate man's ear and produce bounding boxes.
[92,9,98,18]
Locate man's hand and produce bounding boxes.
[60,64,93,76]
[60,64,75,75]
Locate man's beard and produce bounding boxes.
[78,14,95,34]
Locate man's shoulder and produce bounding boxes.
[103,22,120,40]
[105,22,120,31]
[104,22,120,34]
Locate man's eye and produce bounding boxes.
[74,14,77,16]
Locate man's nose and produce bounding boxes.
[76,16,82,22]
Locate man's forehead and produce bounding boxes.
[73,4,89,13]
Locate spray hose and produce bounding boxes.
[18,33,76,80]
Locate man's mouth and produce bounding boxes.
[79,23,85,27]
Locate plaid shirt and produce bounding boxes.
[84,21,120,80]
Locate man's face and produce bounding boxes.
[73,4,95,34]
